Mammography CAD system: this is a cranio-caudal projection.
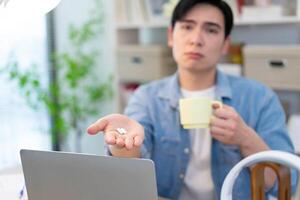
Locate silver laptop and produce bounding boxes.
[20,149,158,200]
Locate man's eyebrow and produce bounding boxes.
[178,19,196,24]
[204,22,222,29]
[178,19,222,29]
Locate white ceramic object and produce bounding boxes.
[220,150,300,200]
[288,115,300,154]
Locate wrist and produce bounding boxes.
[239,126,255,148]
[239,126,256,153]
[109,145,141,158]
[239,126,270,157]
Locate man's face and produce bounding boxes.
[168,3,230,73]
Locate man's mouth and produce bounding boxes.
[185,52,204,59]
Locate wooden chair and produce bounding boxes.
[220,151,300,200]
[251,162,291,200]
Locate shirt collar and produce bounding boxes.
[157,69,233,109]
[215,69,232,101]
[157,72,181,109]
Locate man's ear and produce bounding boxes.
[167,27,174,48]
[221,36,231,55]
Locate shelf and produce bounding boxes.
[236,16,300,25]
[116,21,169,29]
[116,16,300,30]
[114,0,300,112]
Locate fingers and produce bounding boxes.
[133,135,144,147]
[212,102,221,109]
[210,126,232,143]
[87,118,109,135]
[210,105,246,145]
[87,114,145,151]
[119,132,144,150]
[104,130,127,149]
[213,104,239,121]
[105,130,144,150]
[210,116,228,129]
[104,130,126,148]
[125,137,134,150]
[104,130,117,145]
[116,137,125,147]
[211,126,230,137]
[87,114,127,135]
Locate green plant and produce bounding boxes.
[2,0,112,152]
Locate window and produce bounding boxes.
[0,16,51,169]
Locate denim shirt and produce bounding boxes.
[124,70,298,200]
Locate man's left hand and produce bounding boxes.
[210,103,252,147]
[210,103,276,189]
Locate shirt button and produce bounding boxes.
[184,148,189,154]
[179,173,185,179]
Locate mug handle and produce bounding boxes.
[212,100,223,108]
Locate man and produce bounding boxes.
[87,0,297,199]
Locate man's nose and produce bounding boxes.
[190,29,204,46]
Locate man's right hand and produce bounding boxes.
[86,114,144,157]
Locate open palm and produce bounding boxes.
[87,114,144,150]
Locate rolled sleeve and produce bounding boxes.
[124,85,154,159]
[256,89,298,195]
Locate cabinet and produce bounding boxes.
[117,45,176,83]
[113,0,300,112]
[243,45,300,91]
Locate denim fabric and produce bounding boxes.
[123,70,298,200]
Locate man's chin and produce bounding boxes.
[180,65,215,74]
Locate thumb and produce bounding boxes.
[87,118,108,135]
[212,103,221,110]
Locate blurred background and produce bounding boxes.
[0,0,115,169]
[1,0,300,198]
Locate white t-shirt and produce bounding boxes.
[179,86,216,200]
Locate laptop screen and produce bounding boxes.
[21,149,158,200]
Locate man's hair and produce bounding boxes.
[171,0,234,38]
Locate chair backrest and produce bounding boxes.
[220,150,300,200]
[251,162,290,200]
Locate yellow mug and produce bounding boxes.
[179,98,222,129]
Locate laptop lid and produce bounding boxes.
[20,149,157,200]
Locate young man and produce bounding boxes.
[87,0,297,199]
